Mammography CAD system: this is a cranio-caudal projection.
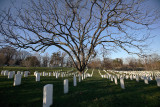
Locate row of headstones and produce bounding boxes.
[105,70,148,81]
[33,69,93,80]
[98,70,125,89]
[1,69,93,87]
[36,70,94,86]
[34,71,78,78]
[43,71,94,107]
[111,70,160,78]
[0,70,80,87]
[28,71,93,107]
[81,69,94,80]
[1,70,30,86]
[1,70,92,107]
[33,70,93,82]
[102,70,160,88]
[110,70,160,86]
[12,69,92,87]
[1,70,30,78]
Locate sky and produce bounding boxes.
[0,0,160,60]
[110,28,160,59]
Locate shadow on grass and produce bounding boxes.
[0,70,160,107]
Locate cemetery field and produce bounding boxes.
[0,68,160,107]
[0,67,73,73]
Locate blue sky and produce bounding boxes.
[110,28,160,59]
[0,0,160,59]
[26,21,160,60]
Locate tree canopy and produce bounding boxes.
[0,0,159,72]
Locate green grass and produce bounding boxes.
[0,68,160,107]
[0,67,74,74]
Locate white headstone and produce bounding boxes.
[46,73,48,76]
[136,75,139,82]
[125,75,129,79]
[82,74,84,80]
[17,71,21,74]
[144,77,149,84]
[34,71,36,75]
[111,76,113,81]
[49,72,51,76]
[148,76,152,81]
[13,74,21,86]
[130,74,133,80]
[114,76,118,85]
[21,72,23,75]
[133,75,136,79]
[120,77,125,89]
[64,79,69,94]
[8,72,14,79]
[1,70,4,75]
[156,77,160,87]
[117,75,120,79]
[36,73,40,82]
[53,72,55,76]
[43,84,53,107]
[24,71,29,77]
[56,73,58,79]
[61,73,64,78]
[43,72,45,76]
[79,75,81,82]
[4,70,8,76]
[13,71,15,75]
[73,75,77,86]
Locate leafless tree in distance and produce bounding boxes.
[0,53,6,69]
[0,46,17,66]
[42,53,50,67]
[0,0,159,74]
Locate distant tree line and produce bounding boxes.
[0,46,74,68]
[88,54,160,71]
[0,46,159,71]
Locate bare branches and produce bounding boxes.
[0,0,159,72]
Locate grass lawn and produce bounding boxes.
[0,68,160,107]
[0,67,73,74]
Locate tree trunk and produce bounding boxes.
[79,70,85,80]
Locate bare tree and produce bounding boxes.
[8,59,16,66]
[22,56,40,67]
[60,52,67,67]
[16,50,31,61]
[42,53,50,67]
[0,0,159,73]
[88,58,102,69]
[126,57,137,70]
[112,58,123,68]
[144,54,160,70]
[125,57,144,70]
[101,58,113,69]
[66,56,74,67]
[0,53,6,68]
[0,46,17,66]
[15,50,31,65]
[50,52,64,67]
